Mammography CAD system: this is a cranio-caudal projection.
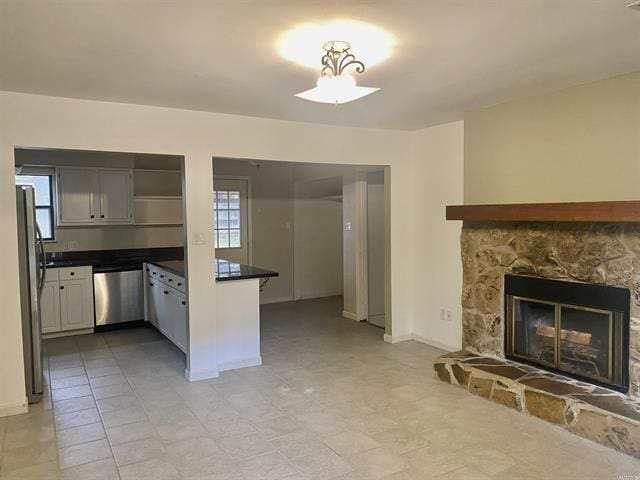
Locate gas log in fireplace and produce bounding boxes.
[505,274,630,392]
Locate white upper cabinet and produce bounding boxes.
[57,167,132,226]
[98,169,132,223]
[57,167,97,224]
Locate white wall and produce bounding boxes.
[410,121,464,350]
[293,195,343,300]
[0,91,462,416]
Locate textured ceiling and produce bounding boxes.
[1,0,639,130]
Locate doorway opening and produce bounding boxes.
[212,157,390,335]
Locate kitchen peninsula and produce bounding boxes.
[145,258,277,372]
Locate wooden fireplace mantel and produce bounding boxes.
[446,201,640,222]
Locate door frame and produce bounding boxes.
[212,175,253,265]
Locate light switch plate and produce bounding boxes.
[192,232,206,245]
[344,222,352,231]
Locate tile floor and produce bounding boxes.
[1,296,639,479]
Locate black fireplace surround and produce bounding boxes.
[504,274,629,393]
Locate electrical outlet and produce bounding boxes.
[446,310,452,322]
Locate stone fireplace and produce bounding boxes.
[434,217,640,457]
[459,222,640,398]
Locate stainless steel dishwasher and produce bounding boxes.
[93,264,144,327]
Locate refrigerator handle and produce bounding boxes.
[36,224,46,294]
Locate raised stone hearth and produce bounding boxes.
[460,222,640,397]
[434,351,640,458]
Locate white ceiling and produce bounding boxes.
[1,1,639,130]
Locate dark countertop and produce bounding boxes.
[45,247,184,271]
[150,259,279,282]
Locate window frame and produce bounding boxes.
[15,167,56,242]
[213,189,242,250]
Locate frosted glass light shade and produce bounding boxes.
[295,75,379,104]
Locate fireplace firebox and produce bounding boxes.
[504,274,629,392]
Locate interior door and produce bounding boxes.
[367,171,385,328]
[99,169,132,223]
[213,178,249,264]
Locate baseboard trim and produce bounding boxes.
[184,368,219,382]
[260,296,294,305]
[0,400,28,418]
[383,333,412,343]
[218,356,262,372]
[295,291,343,301]
[411,334,459,352]
[43,328,93,339]
[383,333,459,351]
[342,310,361,321]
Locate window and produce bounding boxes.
[214,190,241,248]
[16,171,55,240]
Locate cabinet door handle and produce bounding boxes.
[100,214,105,218]
[160,275,164,278]
[149,282,154,287]
[181,301,186,306]
[177,283,182,287]
[60,286,64,290]
[163,290,169,295]
[90,215,95,219]
[168,279,173,282]
[70,272,75,276]
[152,272,156,275]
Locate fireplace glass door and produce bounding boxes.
[504,274,628,392]
[512,297,557,368]
[558,306,614,384]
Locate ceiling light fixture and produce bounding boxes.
[295,40,379,104]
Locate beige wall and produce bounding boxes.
[464,71,640,203]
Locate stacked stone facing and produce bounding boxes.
[434,351,640,458]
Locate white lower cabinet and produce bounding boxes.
[41,266,94,336]
[144,263,187,353]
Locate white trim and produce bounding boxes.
[43,328,93,339]
[259,295,294,305]
[213,174,253,265]
[383,333,412,343]
[342,310,361,321]
[218,356,262,372]
[184,368,219,382]
[0,400,28,418]
[294,291,343,301]
[382,332,459,352]
[411,333,459,352]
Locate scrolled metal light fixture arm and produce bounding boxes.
[320,41,366,78]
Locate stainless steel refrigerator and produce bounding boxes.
[16,185,46,404]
